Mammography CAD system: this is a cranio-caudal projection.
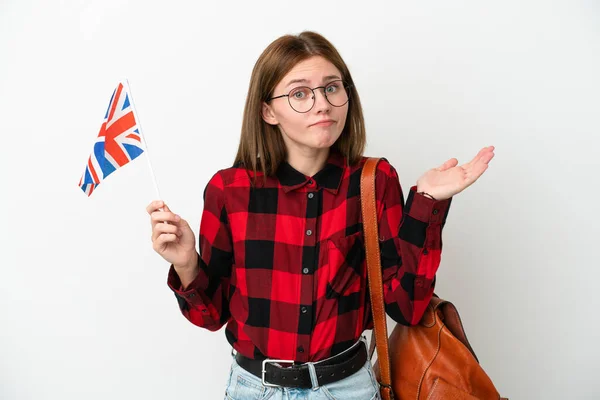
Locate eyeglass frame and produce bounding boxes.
[266,79,354,113]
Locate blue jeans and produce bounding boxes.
[223,340,381,400]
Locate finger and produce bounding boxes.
[158,203,177,226]
[482,148,495,163]
[437,158,458,171]
[150,211,181,226]
[465,147,493,168]
[153,227,182,244]
[152,222,181,242]
[153,233,179,250]
[465,160,490,182]
[473,149,495,168]
[470,148,487,164]
[146,200,164,214]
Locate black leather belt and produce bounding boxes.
[234,339,368,389]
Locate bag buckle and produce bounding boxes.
[261,358,295,387]
[380,383,395,400]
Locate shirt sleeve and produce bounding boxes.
[166,171,233,332]
[374,159,452,325]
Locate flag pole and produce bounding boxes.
[123,79,163,202]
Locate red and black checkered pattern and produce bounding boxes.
[167,150,452,362]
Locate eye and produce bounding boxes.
[325,83,339,93]
[290,87,311,99]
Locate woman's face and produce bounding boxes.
[262,56,349,153]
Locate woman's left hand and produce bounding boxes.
[416,146,495,201]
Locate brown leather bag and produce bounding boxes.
[360,157,508,400]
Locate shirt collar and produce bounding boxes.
[276,150,346,194]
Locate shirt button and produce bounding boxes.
[432,209,439,215]
[301,306,308,313]
[308,193,314,199]
[303,268,309,274]
[306,229,312,236]
[297,346,304,353]
[308,179,313,185]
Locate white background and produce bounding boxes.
[1,1,599,399]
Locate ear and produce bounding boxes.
[262,102,279,126]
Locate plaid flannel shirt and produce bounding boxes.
[167,150,452,362]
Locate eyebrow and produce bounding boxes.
[285,75,342,88]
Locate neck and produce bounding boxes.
[286,147,331,177]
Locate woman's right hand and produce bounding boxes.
[146,200,197,269]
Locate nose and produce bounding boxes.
[312,88,331,113]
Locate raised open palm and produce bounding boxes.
[416,146,495,201]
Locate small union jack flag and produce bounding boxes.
[79,82,144,196]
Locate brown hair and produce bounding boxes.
[233,31,366,181]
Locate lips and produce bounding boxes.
[311,119,335,127]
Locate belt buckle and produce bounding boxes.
[261,358,295,387]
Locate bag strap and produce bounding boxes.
[360,157,394,400]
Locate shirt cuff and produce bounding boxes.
[167,263,209,308]
[406,185,452,225]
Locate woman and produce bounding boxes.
[147,31,494,400]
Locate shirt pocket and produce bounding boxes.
[325,231,366,299]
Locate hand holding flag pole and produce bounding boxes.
[80,80,198,271]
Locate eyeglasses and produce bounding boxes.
[267,79,353,113]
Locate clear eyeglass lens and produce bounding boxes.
[288,81,350,113]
